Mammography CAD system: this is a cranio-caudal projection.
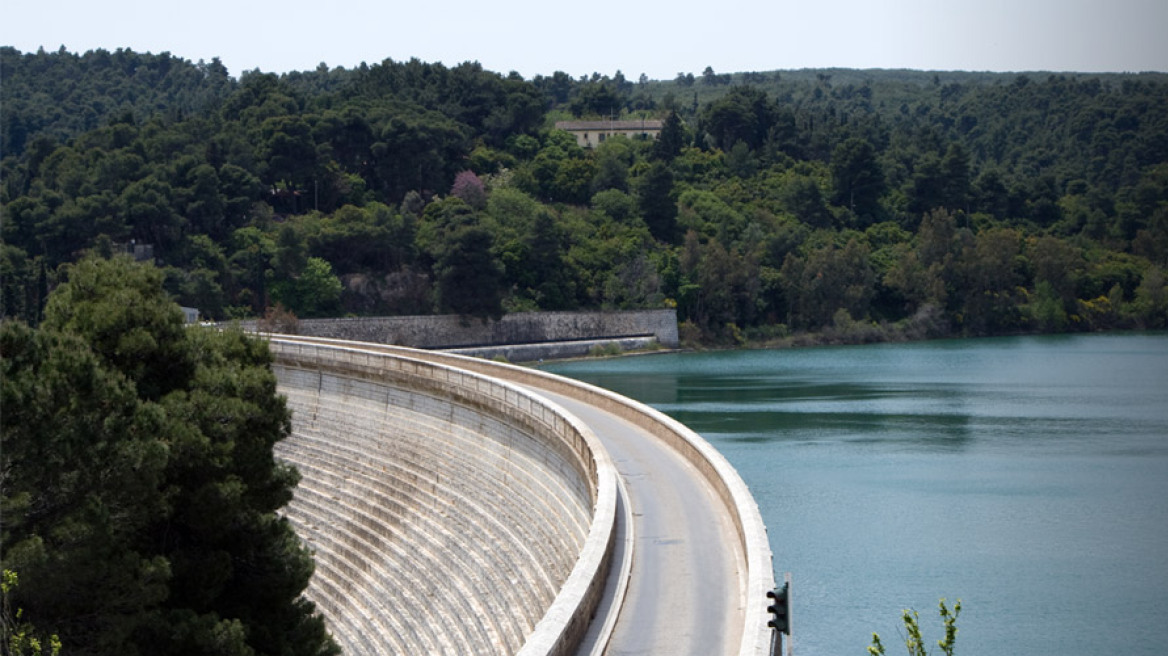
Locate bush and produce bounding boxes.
[588,341,623,357]
[869,599,961,656]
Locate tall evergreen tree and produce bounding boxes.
[436,227,505,321]
[637,161,680,244]
[1,256,337,656]
[831,137,885,222]
[652,111,685,161]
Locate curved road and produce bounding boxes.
[270,337,752,655]
[532,387,745,655]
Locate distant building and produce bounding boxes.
[180,306,199,324]
[555,119,664,149]
[112,240,155,262]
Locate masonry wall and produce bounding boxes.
[241,309,679,350]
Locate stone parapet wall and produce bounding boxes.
[241,309,679,350]
[269,340,617,656]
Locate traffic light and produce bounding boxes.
[767,582,789,635]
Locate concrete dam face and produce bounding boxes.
[269,339,617,656]
[265,336,777,656]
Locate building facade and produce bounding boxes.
[554,119,664,148]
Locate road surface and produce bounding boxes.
[523,385,745,656]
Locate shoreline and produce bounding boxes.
[549,325,1168,366]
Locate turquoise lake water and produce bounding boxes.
[545,333,1168,655]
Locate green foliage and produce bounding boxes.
[1133,265,1168,328]
[269,256,343,318]
[436,227,505,321]
[500,209,580,310]
[869,599,961,656]
[637,161,680,243]
[367,103,471,203]
[677,231,760,340]
[780,237,875,329]
[1,256,337,656]
[41,255,194,400]
[587,341,623,357]
[2,49,1166,344]
[0,47,235,157]
[700,86,777,152]
[3,569,63,656]
[652,110,686,161]
[832,137,885,222]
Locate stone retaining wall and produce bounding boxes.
[241,309,679,350]
[269,340,617,656]
[445,335,658,363]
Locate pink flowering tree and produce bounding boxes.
[450,170,487,209]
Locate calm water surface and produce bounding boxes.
[545,334,1168,656]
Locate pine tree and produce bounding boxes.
[1,255,337,656]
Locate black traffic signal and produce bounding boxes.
[766,582,789,634]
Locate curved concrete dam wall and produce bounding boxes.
[269,340,618,656]
[269,336,776,656]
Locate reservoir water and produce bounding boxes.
[545,333,1168,656]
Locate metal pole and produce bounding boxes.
[785,572,793,656]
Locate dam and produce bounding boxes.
[267,335,777,655]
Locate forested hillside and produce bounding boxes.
[3,47,1166,344]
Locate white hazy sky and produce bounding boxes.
[4,0,1167,80]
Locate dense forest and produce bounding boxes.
[3,47,1167,345]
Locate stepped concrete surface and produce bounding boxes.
[267,335,776,656]
[269,340,618,656]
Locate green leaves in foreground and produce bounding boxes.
[1,255,337,656]
[2,569,62,656]
[869,598,961,656]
